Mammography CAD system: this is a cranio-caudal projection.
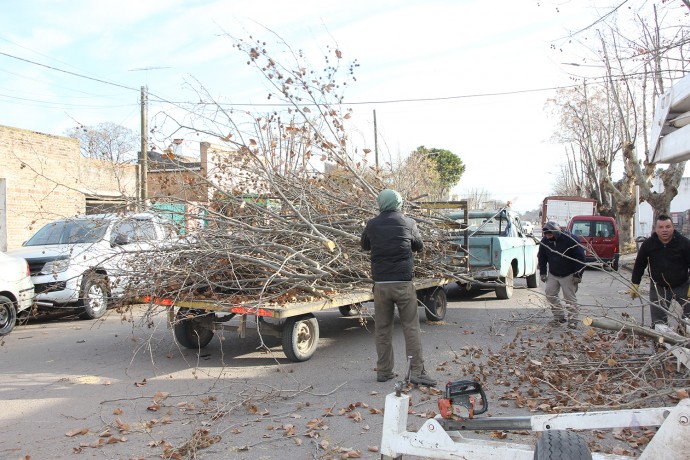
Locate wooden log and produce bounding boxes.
[583,316,686,345]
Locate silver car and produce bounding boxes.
[0,252,34,336]
[8,213,178,320]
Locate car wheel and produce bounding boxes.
[495,265,514,299]
[422,287,447,321]
[78,273,109,320]
[526,272,539,288]
[0,295,17,336]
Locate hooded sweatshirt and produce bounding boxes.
[361,189,423,282]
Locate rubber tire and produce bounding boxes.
[173,309,214,349]
[78,272,109,319]
[533,430,592,460]
[339,303,361,316]
[495,265,514,299]
[0,295,17,336]
[282,314,319,362]
[612,255,619,271]
[526,271,539,288]
[423,287,447,322]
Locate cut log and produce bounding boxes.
[583,316,687,345]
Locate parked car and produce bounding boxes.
[8,213,179,319]
[568,215,620,271]
[0,252,34,336]
[521,221,534,235]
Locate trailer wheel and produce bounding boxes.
[174,309,214,349]
[283,314,319,362]
[422,287,447,321]
[339,303,362,317]
[495,265,514,299]
[526,272,539,288]
[533,430,592,460]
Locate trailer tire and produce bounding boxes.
[533,430,592,460]
[495,265,514,299]
[339,303,362,317]
[422,287,447,321]
[526,272,539,288]
[174,309,214,349]
[283,314,319,362]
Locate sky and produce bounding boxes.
[0,0,676,213]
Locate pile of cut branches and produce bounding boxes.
[132,158,462,305]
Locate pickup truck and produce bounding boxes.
[8,212,179,319]
[447,208,539,299]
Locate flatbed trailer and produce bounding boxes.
[140,277,451,362]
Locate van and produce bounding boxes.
[568,215,620,270]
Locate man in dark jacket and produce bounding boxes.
[538,221,587,327]
[361,189,436,387]
[630,214,690,327]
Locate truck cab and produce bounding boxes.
[448,208,539,299]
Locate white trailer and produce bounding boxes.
[380,389,690,459]
[541,195,597,229]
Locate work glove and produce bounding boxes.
[540,274,547,283]
[573,273,582,285]
[629,284,640,299]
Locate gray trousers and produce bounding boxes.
[544,273,579,320]
[649,281,690,325]
[373,281,425,377]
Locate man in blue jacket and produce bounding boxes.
[538,221,587,327]
[361,189,436,387]
[630,214,690,327]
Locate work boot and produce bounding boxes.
[377,372,395,382]
[550,318,567,327]
[410,372,437,387]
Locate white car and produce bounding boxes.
[521,221,534,235]
[0,252,34,336]
[8,213,178,320]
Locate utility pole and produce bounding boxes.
[373,109,379,171]
[139,86,148,210]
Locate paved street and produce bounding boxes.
[0,262,672,459]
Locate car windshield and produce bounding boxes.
[25,219,109,245]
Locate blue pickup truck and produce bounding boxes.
[447,208,539,299]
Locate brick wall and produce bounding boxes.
[0,125,136,250]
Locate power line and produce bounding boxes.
[0,51,139,92]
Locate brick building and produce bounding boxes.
[0,124,136,251]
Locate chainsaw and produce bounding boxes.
[437,380,488,420]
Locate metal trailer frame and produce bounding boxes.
[141,277,452,362]
[380,390,690,459]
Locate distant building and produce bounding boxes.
[636,176,690,238]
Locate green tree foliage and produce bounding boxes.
[412,146,465,198]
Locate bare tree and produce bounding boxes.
[548,1,689,243]
[65,122,139,163]
[382,150,440,200]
